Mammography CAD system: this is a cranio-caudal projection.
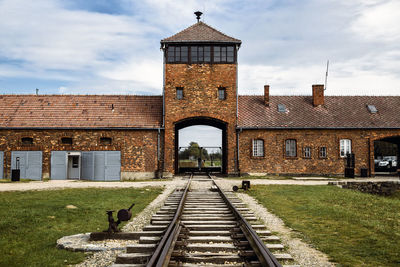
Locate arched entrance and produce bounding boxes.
[374,136,400,175]
[174,117,227,174]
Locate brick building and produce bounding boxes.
[1,20,399,180]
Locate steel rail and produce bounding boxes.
[146,174,192,267]
[209,174,282,267]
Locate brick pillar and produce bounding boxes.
[264,85,270,106]
[312,84,324,106]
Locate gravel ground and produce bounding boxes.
[1,176,397,192]
[73,180,186,267]
[215,179,335,267]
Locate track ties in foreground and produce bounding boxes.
[112,175,297,267]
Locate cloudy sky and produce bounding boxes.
[1,0,400,97]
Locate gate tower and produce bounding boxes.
[161,16,241,175]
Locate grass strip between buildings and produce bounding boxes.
[247,185,400,267]
[0,187,162,267]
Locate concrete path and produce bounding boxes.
[0,179,185,192]
[0,176,398,192]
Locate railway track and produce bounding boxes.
[112,174,296,267]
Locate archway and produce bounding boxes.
[374,136,400,175]
[174,117,227,174]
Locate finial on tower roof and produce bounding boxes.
[194,11,203,22]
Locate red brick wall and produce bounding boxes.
[163,63,238,174]
[0,129,159,178]
[239,129,400,176]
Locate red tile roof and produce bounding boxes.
[238,95,400,129]
[0,95,162,129]
[161,22,241,44]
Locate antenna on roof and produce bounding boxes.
[194,11,203,22]
[324,60,329,91]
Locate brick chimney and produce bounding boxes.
[264,85,270,106]
[312,84,324,106]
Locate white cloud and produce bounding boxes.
[351,0,400,42]
[0,0,399,95]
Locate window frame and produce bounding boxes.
[176,87,184,100]
[61,137,73,145]
[319,146,327,159]
[166,45,236,64]
[99,137,112,146]
[285,139,297,158]
[252,139,264,158]
[218,87,226,100]
[21,137,34,145]
[339,139,352,158]
[303,146,312,159]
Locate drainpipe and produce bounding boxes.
[236,127,242,176]
[162,48,165,128]
[157,128,162,179]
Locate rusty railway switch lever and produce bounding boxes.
[232,180,251,191]
[104,203,135,233]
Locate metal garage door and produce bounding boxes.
[94,152,106,181]
[81,151,120,181]
[0,152,3,179]
[82,152,94,180]
[51,151,67,180]
[105,151,121,181]
[11,151,42,180]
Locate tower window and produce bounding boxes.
[166,45,235,64]
[214,46,234,63]
[167,46,188,63]
[218,87,226,100]
[176,87,183,100]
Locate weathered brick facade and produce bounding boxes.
[1,20,399,180]
[163,63,237,175]
[0,129,159,179]
[238,129,400,176]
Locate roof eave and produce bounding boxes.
[237,126,400,130]
[161,40,241,45]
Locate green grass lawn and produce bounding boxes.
[0,187,162,267]
[247,185,400,267]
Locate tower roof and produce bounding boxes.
[161,21,241,44]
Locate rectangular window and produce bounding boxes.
[100,137,112,145]
[167,46,175,63]
[176,87,183,100]
[319,147,327,158]
[227,46,234,62]
[181,46,188,62]
[214,46,220,62]
[21,137,33,145]
[167,46,188,63]
[204,46,211,62]
[191,46,198,63]
[218,87,226,100]
[61,137,73,145]
[340,139,352,157]
[252,139,264,157]
[285,139,297,157]
[303,147,311,158]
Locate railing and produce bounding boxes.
[209,173,282,267]
[146,174,192,267]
